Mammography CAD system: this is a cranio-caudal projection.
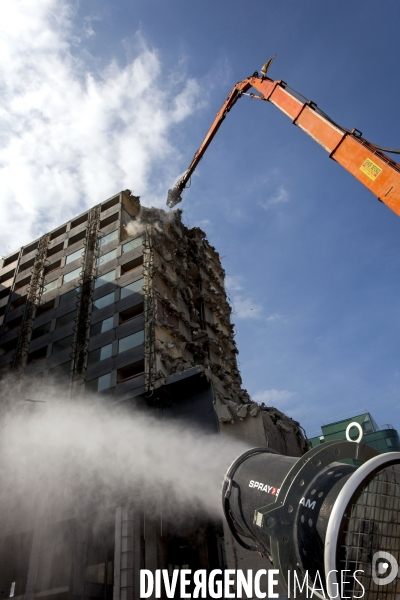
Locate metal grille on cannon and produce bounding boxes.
[338,464,400,600]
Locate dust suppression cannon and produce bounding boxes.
[222,439,400,599]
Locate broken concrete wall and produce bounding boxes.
[119,198,309,458]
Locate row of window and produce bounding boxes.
[28,328,144,364]
[44,234,143,295]
[30,359,145,393]
[85,360,145,392]
[87,330,144,364]
[29,301,144,348]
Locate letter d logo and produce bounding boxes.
[372,551,399,586]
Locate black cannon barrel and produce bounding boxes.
[222,441,400,600]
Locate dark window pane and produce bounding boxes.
[31,321,52,340]
[48,361,72,381]
[55,310,77,329]
[52,335,74,354]
[59,288,80,306]
[119,304,144,324]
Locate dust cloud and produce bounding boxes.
[0,380,249,524]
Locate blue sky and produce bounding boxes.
[1,0,400,436]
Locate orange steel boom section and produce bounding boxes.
[167,75,400,217]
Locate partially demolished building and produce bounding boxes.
[0,190,308,599]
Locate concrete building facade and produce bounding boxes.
[0,190,308,599]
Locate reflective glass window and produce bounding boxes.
[122,236,143,254]
[94,269,115,289]
[118,330,144,353]
[85,373,112,393]
[63,267,81,284]
[120,278,143,300]
[98,230,118,247]
[65,247,84,264]
[90,317,114,337]
[97,249,117,268]
[93,292,114,310]
[44,279,59,293]
[88,343,113,365]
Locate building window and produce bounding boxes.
[47,242,64,258]
[10,295,27,310]
[27,346,47,364]
[55,310,77,329]
[37,298,56,315]
[44,278,59,293]
[93,292,114,310]
[98,229,118,247]
[48,361,72,381]
[59,288,79,306]
[117,360,144,383]
[118,330,144,354]
[65,247,84,265]
[88,343,113,365]
[63,267,82,284]
[90,317,114,336]
[120,256,143,276]
[120,278,143,300]
[5,315,24,331]
[94,269,116,289]
[122,236,143,254]
[31,321,52,340]
[44,260,61,276]
[97,249,117,268]
[0,337,18,356]
[119,304,144,324]
[85,373,112,392]
[52,334,74,354]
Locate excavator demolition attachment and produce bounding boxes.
[167,69,400,217]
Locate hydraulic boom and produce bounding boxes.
[167,74,400,217]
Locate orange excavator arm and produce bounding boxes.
[167,74,400,217]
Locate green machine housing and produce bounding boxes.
[309,411,400,453]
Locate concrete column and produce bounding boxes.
[71,522,87,596]
[24,524,43,599]
[114,506,136,600]
[132,508,142,600]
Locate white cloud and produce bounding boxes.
[226,275,280,321]
[253,389,295,405]
[266,313,282,322]
[195,219,211,228]
[252,388,304,419]
[0,0,202,256]
[261,184,289,210]
[225,274,243,292]
[231,295,263,319]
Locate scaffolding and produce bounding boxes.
[71,206,101,390]
[12,234,50,374]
